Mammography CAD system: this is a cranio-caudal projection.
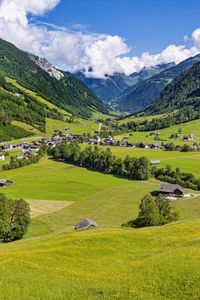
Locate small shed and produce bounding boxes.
[75,219,98,230]
[150,160,161,165]
[0,180,13,187]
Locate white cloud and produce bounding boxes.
[0,0,200,78]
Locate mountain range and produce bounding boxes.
[115,54,200,113]
[75,55,200,114]
[74,63,174,104]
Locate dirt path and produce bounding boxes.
[27,200,73,217]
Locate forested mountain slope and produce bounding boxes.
[0,38,108,118]
[116,54,200,113]
[146,60,200,115]
[0,76,64,141]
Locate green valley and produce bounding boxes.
[0,17,200,300]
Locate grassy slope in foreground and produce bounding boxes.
[0,157,199,299]
[0,222,199,300]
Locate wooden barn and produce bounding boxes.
[75,219,98,230]
[159,184,184,197]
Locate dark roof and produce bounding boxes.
[159,183,184,193]
[75,219,98,230]
[0,179,13,185]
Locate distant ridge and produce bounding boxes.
[115,54,200,113]
[74,63,173,103]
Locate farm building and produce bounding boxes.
[159,184,184,197]
[183,134,196,141]
[75,219,98,230]
[139,142,149,149]
[150,160,160,165]
[0,152,5,161]
[0,180,13,187]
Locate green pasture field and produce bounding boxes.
[0,154,199,299]
[115,119,200,145]
[0,221,199,300]
[45,118,98,135]
[118,113,166,124]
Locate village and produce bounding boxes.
[0,128,199,201]
[0,127,200,164]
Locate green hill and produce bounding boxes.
[0,38,108,118]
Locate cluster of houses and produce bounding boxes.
[0,141,40,161]
[1,128,200,160]
[88,135,163,149]
[88,135,200,151]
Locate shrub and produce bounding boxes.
[123,194,179,229]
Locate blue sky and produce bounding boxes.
[41,0,200,55]
[0,0,200,77]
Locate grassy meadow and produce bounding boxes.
[0,221,199,300]
[0,151,199,299]
[116,119,200,146]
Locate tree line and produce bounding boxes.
[48,142,200,191]
[48,142,151,180]
[0,77,63,134]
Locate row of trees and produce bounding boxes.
[153,165,200,190]
[48,142,200,190]
[0,194,30,242]
[49,143,151,180]
[162,142,199,152]
[123,194,179,228]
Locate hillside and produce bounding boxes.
[0,38,108,118]
[116,54,200,113]
[146,60,200,115]
[0,76,66,141]
[75,64,173,103]
[0,155,199,299]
